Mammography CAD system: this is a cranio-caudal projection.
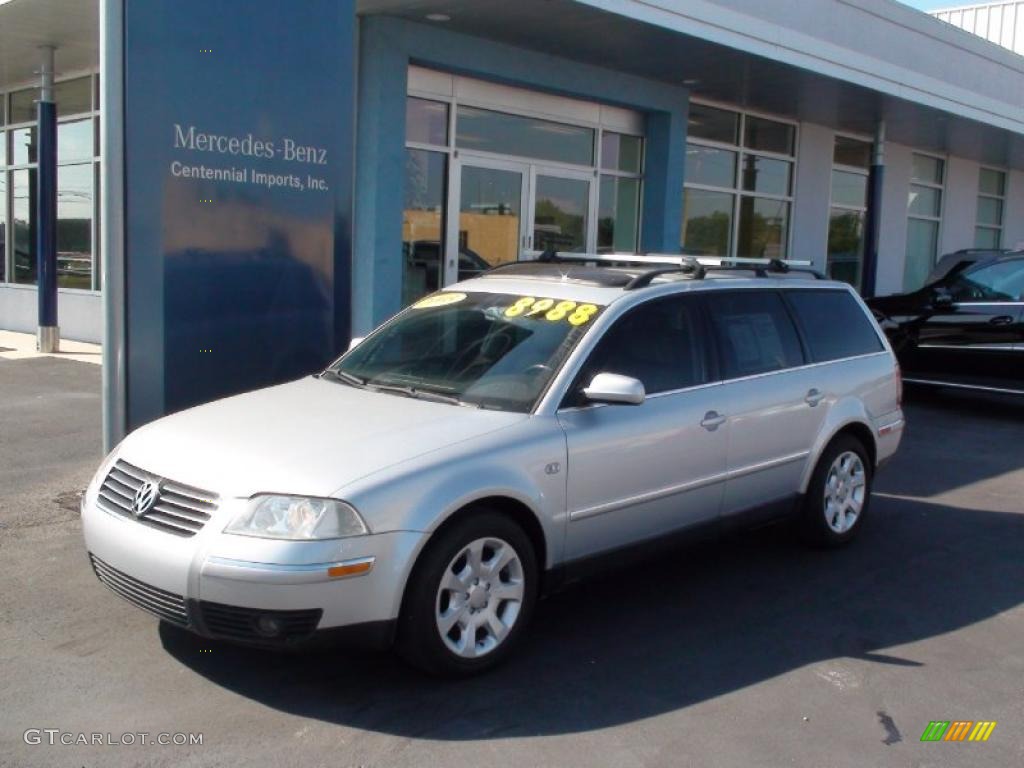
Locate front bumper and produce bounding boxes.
[82,493,425,648]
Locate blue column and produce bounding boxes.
[861,121,885,298]
[641,105,687,254]
[36,46,59,351]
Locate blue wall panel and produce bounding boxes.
[123,0,354,428]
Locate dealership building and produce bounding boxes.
[1,0,1023,441]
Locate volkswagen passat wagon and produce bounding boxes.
[82,256,904,675]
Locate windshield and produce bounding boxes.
[330,291,605,412]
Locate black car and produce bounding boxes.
[867,250,1024,395]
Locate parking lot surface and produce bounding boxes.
[1,355,1022,767]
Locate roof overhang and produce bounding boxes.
[0,0,98,90]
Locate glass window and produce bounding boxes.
[979,168,1005,197]
[708,291,804,378]
[0,173,5,282]
[785,290,883,362]
[600,132,642,173]
[904,218,940,290]
[10,88,36,124]
[12,168,37,284]
[54,77,92,117]
[406,98,448,146]
[833,136,871,169]
[911,154,944,185]
[456,105,594,166]
[944,259,1024,302]
[976,196,1002,227]
[743,116,795,156]
[975,227,1001,250]
[58,119,94,163]
[740,154,791,196]
[827,209,865,288]
[334,290,604,413]
[831,170,868,208]
[908,185,941,217]
[533,175,589,254]
[402,149,447,306]
[12,126,37,165]
[0,95,5,126]
[56,163,93,289]
[682,188,733,256]
[687,103,738,145]
[685,144,736,188]
[736,197,789,259]
[598,175,640,253]
[576,297,708,395]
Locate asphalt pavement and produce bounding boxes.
[1,355,1023,768]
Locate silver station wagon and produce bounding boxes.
[82,254,904,675]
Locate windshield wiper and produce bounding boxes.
[369,381,477,407]
[325,369,369,389]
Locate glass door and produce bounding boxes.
[447,158,529,285]
[530,169,595,255]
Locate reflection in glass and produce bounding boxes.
[911,154,943,185]
[737,196,789,259]
[13,168,37,284]
[57,163,93,289]
[12,126,37,165]
[687,103,739,145]
[58,119,94,163]
[533,175,589,253]
[456,106,594,166]
[979,168,1005,197]
[904,218,939,289]
[54,77,93,117]
[459,165,522,273]
[830,170,867,208]
[685,144,736,188]
[682,188,733,256]
[403,149,447,306]
[976,195,1002,227]
[833,137,871,169]
[908,184,941,218]
[975,226,1001,249]
[743,116,794,156]
[406,98,448,146]
[827,208,865,289]
[600,133,642,173]
[740,154,791,196]
[598,176,639,253]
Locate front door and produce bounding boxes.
[530,168,594,255]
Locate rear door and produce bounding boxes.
[705,289,822,517]
[558,294,728,561]
[909,258,1024,390]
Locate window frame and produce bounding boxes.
[826,133,872,290]
[682,99,799,260]
[903,150,947,290]
[974,166,1006,250]
[1,72,101,291]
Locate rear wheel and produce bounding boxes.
[396,510,538,676]
[799,435,872,547]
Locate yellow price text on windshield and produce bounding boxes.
[504,297,599,326]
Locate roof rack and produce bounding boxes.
[497,250,826,288]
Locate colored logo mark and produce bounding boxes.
[920,720,997,742]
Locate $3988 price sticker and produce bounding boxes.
[504,297,599,326]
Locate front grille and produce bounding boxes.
[97,459,218,537]
[90,554,189,627]
[198,601,322,643]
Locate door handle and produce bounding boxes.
[990,315,1015,326]
[805,388,825,407]
[700,411,727,431]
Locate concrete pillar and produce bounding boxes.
[36,45,59,352]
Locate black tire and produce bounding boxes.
[395,510,539,677]
[799,434,873,548]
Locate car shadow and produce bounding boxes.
[160,494,1024,739]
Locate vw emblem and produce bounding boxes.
[132,480,160,518]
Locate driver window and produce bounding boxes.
[566,296,709,406]
[945,260,1024,302]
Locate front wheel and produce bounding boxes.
[396,511,538,676]
[799,435,872,547]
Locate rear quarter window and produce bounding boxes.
[707,290,805,379]
[784,289,884,362]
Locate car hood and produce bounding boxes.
[115,376,527,498]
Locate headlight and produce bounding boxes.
[225,495,368,540]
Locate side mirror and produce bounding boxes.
[931,287,954,308]
[582,372,646,405]
[348,336,365,352]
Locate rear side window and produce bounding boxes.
[785,289,883,362]
[707,291,804,379]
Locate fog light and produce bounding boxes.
[255,614,284,637]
